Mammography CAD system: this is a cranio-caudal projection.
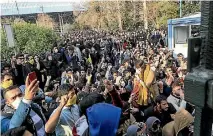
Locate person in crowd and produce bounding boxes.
[103,80,123,108]
[176,53,184,68]
[61,68,74,85]
[167,79,186,111]
[25,55,45,89]
[1,29,196,136]
[144,95,176,126]
[43,79,60,118]
[34,55,47,90]
[73,92,121,136]
[131,59,155,108]
[1,63,12,74]
[52,46,63,62]
[25,55,36,73]
[74,44,83,62]
[162,109,194,136]
[1,76,46,136]
[160,67,174,97]
[46,53,59,80]
[13,53,26,86]
[1,73,13,91]
[19,84,45,107]
[145,117,162,136]
[1,73,14,109]
[2,126,33,136]
[125,122,147,136]
[45,84,80,135]
[10,54,16,69]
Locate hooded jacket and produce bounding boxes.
[73,103,121,136]
[86,103,121,136]
[145,117,161,136]
[162,109,194,136]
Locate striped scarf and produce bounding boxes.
[30,110,45,136]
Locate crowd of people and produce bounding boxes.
[1,29,195,136]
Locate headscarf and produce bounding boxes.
[126,125,139,136]
[146,117,161,133]
[133,64,154,106]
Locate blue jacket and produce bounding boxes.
[1,100,46,135]
[86,103,121,136]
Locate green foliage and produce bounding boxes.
[1,22,58,59]
[155,1,179,28]
[0,1,201,60]
[1,29,14,60]
[182,1,200,16]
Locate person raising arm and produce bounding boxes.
[45,95,68,133]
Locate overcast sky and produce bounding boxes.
[0,0,86,3]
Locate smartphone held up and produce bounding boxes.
[28,72,37,83]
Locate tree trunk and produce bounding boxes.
[133,1,136,27]
[106,2,110,28]
[116,0,123,31]
[143,0,148,30]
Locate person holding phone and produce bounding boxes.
[18,72,45,106]
[1,75,46,136]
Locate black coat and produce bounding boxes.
[13,64,27,86]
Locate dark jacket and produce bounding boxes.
[25,62,44,89]
[46,60,59,79]
[106,87,124,109]
[144,103,176,126]
[2,126,26,136]
[13,64,27,86]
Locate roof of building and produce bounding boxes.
[1,2,87,16]
[167,12,201,25]
[182,12,201,19]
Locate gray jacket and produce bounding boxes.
[167,94,186,111]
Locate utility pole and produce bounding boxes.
[179,0,182,17]
[184,1,213,136]
[132,1,136,29]
[58,13,64,35]
[15,0,20,18]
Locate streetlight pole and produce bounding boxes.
[179,0,182,17]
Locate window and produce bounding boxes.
[174,26,189,45]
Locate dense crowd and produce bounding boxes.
[1,29,195,136]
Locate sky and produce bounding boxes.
[0,0,87,3]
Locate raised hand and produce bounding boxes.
[135,74,140,81]
[59,95,69,108]
[24,76,39,100]
[47,76,52,81]
[130,107,139,113]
